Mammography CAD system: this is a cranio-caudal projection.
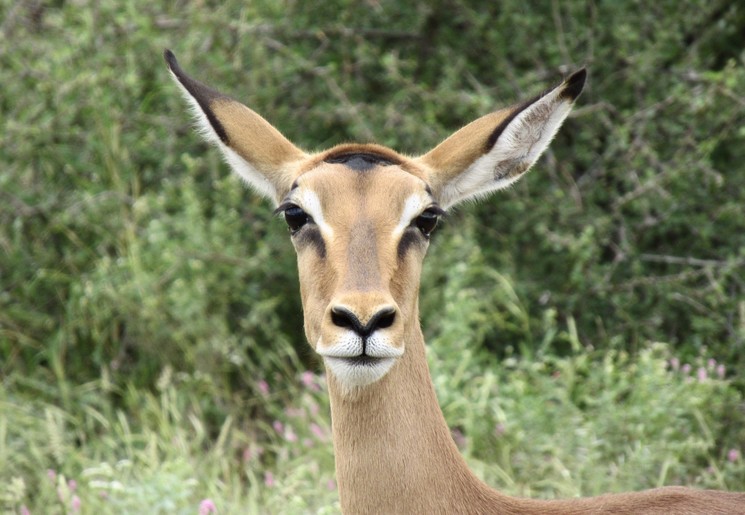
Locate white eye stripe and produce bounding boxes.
[393,194,430,236]
[290,190,431,239]
[294,189,334,239]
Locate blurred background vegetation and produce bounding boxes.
[1,0,744,513]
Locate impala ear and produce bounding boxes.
[165,50,308,204]
[414,69,586,208]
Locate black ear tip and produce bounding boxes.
[164,49,189,83]
[164,49,178,70]
[562,68,587,101]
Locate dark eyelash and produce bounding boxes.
[426,205,447,217]
[273,202,296,216]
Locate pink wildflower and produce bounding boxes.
[308,401,319,416]
[242,447,256,463]
[727,449,741,463]
[300,371,313,387]
[681,363,692,375]
[301,371,320,391]
[707,358,717,370]
[310,423,326,440]
[243,445,264,462]
[697,367,707,382]
[199,498,217,515]
[71,495,81,513]
[264,471,275,487]
[272,420,284,434]
[20,506,30,515]
[669,357,680,371]
[257,380,270,396]
[284,407,303,418]
[46,469,56,483]
[494,423,506,437]
[68,479,77,492]
[285,426,298,442]
[716,364,726,379]
[327,479,337,491]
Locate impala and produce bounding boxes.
[165,50,744,514]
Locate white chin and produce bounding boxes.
[324,356,396,388]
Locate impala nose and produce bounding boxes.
[330,305,397,337]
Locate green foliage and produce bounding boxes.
[0,368,336,513]
[467,2,745,366]
[424,233,745,497]
[1,0,744,512]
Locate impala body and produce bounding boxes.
[166,50,745,514]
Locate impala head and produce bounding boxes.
[165,50,585,391]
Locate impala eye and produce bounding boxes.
[415,208,440,237]
[284,206,309,234]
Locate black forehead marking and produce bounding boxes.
[323,152,399,172]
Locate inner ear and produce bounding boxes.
[165,50,308,203]
[415,69,586,208]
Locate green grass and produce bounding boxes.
[3,342,744,513]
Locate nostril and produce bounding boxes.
[331,307,357,330]
[375,309,396,330]
[365,307,396,335]
[330,306,397,336]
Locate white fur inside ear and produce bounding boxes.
[220,144,276,199]
[169,69,219,145]
[168,70,277,200]
[440,87,573,208]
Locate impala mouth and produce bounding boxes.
[322,354,398,388]
[341,354,386,366]
[325,354,394,368]
[318,336,403,388]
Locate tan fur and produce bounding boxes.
[417,108,514,193]
[288,161,745,513]
[328,322,745,514]
[266,156,745,514]
[210,99,307,200]
[291,165,426,355]
[166,53,745,513]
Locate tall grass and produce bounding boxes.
[3,339,743,513]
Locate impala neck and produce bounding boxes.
[324,324,745,515]
[326,319,516,514]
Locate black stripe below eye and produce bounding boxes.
[397,230,425,260]
[296,226,326,258]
